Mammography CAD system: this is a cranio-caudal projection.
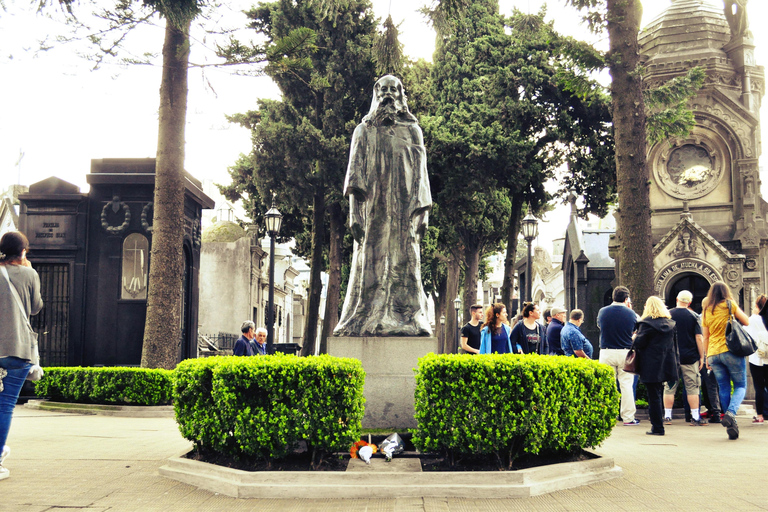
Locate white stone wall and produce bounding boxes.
[199,236,253,336]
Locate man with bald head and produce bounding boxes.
[334,75,432,337]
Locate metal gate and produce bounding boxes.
[30,263,70,366]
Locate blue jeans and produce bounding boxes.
[707,351,747,417]
[0,357,32,450]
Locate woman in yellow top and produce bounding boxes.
[701,281,749,440]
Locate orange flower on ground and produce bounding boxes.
[349,440,378,458]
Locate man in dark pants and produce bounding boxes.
[666,291,708,426]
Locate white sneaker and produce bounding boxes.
[0,466,8,481]
[0,446,8,466]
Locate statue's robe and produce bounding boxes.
[334,117,432,336]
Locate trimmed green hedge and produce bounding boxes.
[413,354,619,468]
[174,354,365,465]
[34,367,174,406]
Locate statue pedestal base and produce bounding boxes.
[328,336,438,429]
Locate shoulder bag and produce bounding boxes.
[623,343,639,374]
[0,265,44,380]
[725,300,757,357]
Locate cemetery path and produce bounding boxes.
[1,407,767,511]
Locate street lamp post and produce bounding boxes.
[453,296,461,354]
[264,197,283,355]
[521,207,539,305]
[439,314,446,353]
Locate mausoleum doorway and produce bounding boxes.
[665,273,711,314]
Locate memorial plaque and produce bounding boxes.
[27,215,77,246]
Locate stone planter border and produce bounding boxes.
[159,452,622,499]
[24,399,174,418]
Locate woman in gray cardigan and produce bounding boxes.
[0,231,43,481]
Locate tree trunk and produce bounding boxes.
[318,201,344,354]
[433,270,448,352]
[443,256,461,354]
[141,19,191,369]
[500,196,525,313]
[607,0,654,306]
[300,175,326,356]
[463,243,480,323]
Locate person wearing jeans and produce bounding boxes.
[702,281,749,440]
[743,294,768,424]
[0,231,44,481]
[0,358,33,473]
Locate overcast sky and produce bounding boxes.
[1,0,766,239]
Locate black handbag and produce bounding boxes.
[725,301,758,357]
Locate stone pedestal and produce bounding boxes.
[328,336,438,429]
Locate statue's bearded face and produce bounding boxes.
[372,77,406,126]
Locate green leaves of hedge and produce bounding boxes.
[173,354,365,462]
[413,354,619,468]
[34,367,174,406]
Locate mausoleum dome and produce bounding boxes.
[201,220,246,243]
[640,0,730,62]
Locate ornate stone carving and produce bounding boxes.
[101,196,131,236]
[141,202,154,233]
[692,103,753,157]
[723,0,751,40]
[654,138,725,199]
[740,226,759,248]
[671,229,708,259]
[745,258,758,270]
[724,263,741,288]
[192,218,202,248]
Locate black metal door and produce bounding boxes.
[30,263,70,366]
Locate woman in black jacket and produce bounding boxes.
[634,296,679,436]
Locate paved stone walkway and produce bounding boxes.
[1,407,767,511]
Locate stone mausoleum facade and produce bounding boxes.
[17,159,214,367]
[566,0,767,317]
[635,0,766,312]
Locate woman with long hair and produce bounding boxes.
[479,303,516,354]
[0,231,43,480]
[509,302,547,354]
[743,294,768,424]
[634,296,678,436]
[701,281,749,440]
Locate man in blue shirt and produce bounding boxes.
[233,321,256,356]
[251,327,268,356]
[597,286,640,426]
[560,309,593,359]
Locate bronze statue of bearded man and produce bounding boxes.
[333,75,433,337]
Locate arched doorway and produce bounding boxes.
[666,273,710,313]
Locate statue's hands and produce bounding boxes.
[412,209,429,242]
[350,194,365,242]
[351,222,365,243]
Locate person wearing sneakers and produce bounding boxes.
[634,296,679,436]
[665,291,708,426]
[0,231,44,481]
[702,281,749,440]
[597,286,641,426]
[743,294,768,425]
